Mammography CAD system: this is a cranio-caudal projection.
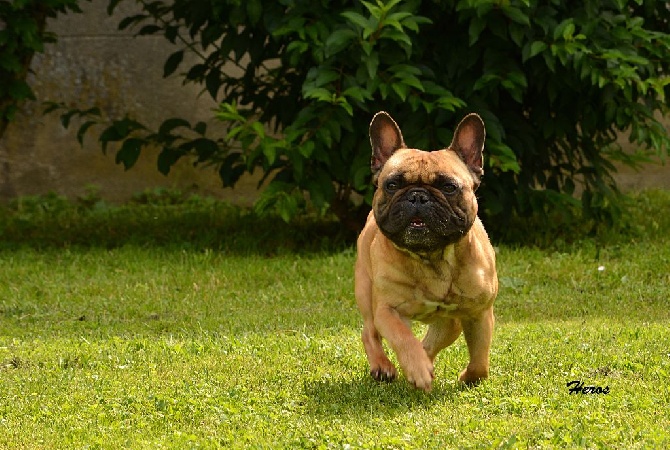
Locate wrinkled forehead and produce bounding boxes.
[381,148,469,183]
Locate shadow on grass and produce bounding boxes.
[302,375,467,416]
[0,196,359,255]
[3,190,670,253]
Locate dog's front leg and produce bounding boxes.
[355,263,397,382]
[361,321,397,382]
[459,307,495,385]
[374,304,434,391]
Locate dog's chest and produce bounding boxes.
[384,254,467,321]
[409,261,461,321]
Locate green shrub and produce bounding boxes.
[54,0,670,236]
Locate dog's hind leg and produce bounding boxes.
[459,307,494,385]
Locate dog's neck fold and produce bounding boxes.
[390,241,456,263]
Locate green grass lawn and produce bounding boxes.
[1,191,669,448]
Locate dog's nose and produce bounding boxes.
[407,188,430,205]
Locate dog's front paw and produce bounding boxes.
[402,354,435,392]
[370,360,397,382]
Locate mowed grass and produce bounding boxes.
[1,191,670,448]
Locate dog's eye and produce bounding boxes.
[442,183,459,195]
[385,180,400,192]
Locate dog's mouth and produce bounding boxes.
[409,217,427,229]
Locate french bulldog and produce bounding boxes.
[354,111,498,391]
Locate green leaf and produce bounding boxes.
[469,16,486,46]
[391,82,409,101]
[509,23,526,47]
[553,19,574,41]
[352,164,371,191]
[138,25,161,36]
[528,41,547,61]
[364,52,379,80]
[59,109,78,129]
[362,17,380,40]
[42,102,64,115]
[157,147,181,175]
[314,126,332,148]
[303,86,333,102]
[325,120,342,143]
[562,22,575,40]
[98,128,120,153]
[360,0,382,19]
[486,140,520,173]
[0,53,21,73]
[115,138,144,170]
[396,73,424,91]
[76,120,98,146]
[342,86,373,103]
[341,11,370,30]
[508,71,528,88]
[543,51,556,72]
[163,50,184,78]
[262,143,277,165]
[403,15,432,32]
[99,118,146,153]
[7,81,34,101]
[286,41,309,56]
[159,118,190,136]
[385,12,413,31]
[185,64,207,81]
[251,121,266,139]
[117,14,148,31]
[107,0,123,15]
[337,97,354,115]
[192,138,220,162]
[324,29,358,57]
[298,141,315,158]
[311,68,340,87]
[304,168,335,210]
[216,102,245,123]
[218,153,245,187]
[379,28,412,48]
[205,69,222,99]
[436,96,466,112]
[384,0,406,11]
[473,73,501,92]
[502,6,530,26]
[164,24,183,43]
[193,121,207,135]
[246,0,262,26]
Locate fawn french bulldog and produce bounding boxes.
[354,112,498,391]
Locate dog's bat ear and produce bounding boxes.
[450,113,486,185]
[369,111,405,175]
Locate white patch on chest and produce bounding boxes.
[415,299,459,321]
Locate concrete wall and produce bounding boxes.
[0,0,259,205]
[0,0,667,205]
